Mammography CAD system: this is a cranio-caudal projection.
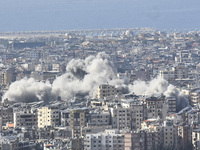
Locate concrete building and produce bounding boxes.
[128,69,150,81]
[84,129,124,150]
[166,97,177,114]
[61,110,70,127]
[121,99,147,130]
[97,84,121,99]
[176,125,191,150]
[190,88,200,107]
[172,63,188,79]
[110,106,131,130]
[88,109,111,126]
[188,111,200,125]
[67,109,88,138]
[124,131,145,150]
[145,95,167,120]
[146,130,160,150]
[163,120,175,149]
[14,109,37,128]
[1,68,16,85]
[159,69,175,81]
[37,106,60,128]
[90,100,105,108]
[0,106,13,126]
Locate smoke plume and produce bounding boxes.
[2,52,189,111]
[129,77,188,111]
[3,78,55,103]
[52,52,126,100]
[3,52,127,103]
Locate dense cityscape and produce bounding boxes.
[1,28,200,150]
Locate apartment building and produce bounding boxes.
[97,84,121,99]
[68,109,88,138]
[84,129,124,150]
[124,131,145,150]
[1,68,16,85]
[61,110,70,126]
[190,88,200,107]
[166,97,177,114]
[0,106,13,126]
[159,69,175,81]
[88,109,110,126]
[14,109,37,128]
[176,125,191,150]
[37,106,60,128]
[121,99,147,130]
[146,130,160,150]
[187,111,200,125]
[145,95,167,120]
[110,106,131,130]
[172,64,188,79]
[163,120,175,149]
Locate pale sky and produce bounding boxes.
[0,0,200,32]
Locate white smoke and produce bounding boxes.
[129,77,168,96]
[129,77,188,111]
[3,78,55,103]
[3,52,127,103]
[52,52,126,100]
[2,52,189,111]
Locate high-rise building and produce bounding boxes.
[37,106,60,128]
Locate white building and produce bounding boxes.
[84,129,124,150]
[37,106,60,128]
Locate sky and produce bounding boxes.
[0,0,200,32]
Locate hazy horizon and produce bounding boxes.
[0,0,200,32]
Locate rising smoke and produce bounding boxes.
[2,52,189,111]
[3,52,126,102]
[3,78,55,103]
[52,52,126,100]
[129,77,189,111]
